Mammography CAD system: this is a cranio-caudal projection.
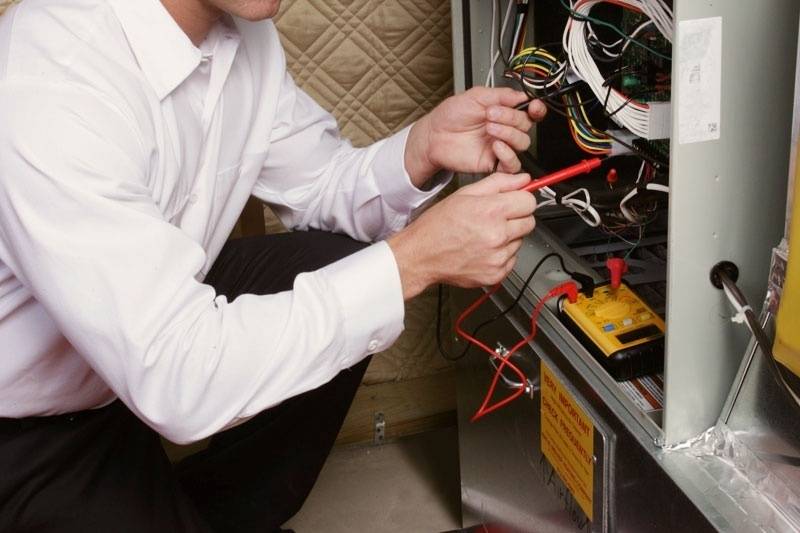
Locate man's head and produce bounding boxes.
[202,0,281,21]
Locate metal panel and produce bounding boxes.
[664,1,800,444]
[450,0,467,95]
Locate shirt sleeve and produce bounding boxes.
[0,80,404,444]
[251,69,451,241]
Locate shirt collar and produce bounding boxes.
[107,0,239,100]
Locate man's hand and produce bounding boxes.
[404,87,547,187]
[387,172,536,300]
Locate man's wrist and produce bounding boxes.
[404,115,441,189]
[386,228,435,300]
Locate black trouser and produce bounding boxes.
[0,232,371,532]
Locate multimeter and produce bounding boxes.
[559,282,665,381]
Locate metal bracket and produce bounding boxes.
[373,412,386,445]
[492,342,537,397]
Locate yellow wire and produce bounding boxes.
[570,94,611,147]
[564,96,610,154]
[513,46,559,63]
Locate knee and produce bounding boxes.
[296,231,370,271]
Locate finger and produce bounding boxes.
[493,141,521,174]
[491,190,536,220]
[527,99,548,120]
[502,253,518,278]
[500,190,537,218]
[487,105,534,132]
[505,238,524,259]
[463,172,531,196]
[487,122,532,153]
[471,86,529,108]
[505,216,536,241]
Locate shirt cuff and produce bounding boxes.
[318,241,405,365]
[372,125,452,214]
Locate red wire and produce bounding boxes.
[455,281,578,422]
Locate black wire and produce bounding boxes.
[495,0,511,69]
[718,273,800,411]
[436,253,570,362]
[510,79,598,112]
[587,40,624,64]
[605,89,660,119]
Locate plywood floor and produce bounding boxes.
[284,427,462,533]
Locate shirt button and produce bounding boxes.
[188,194,198,204]
[367,340,380,352]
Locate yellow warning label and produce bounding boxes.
[541,361,594,521]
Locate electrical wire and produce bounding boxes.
[494,5,667,168]
[589,20,655,59]
[619,182,668,223]
[456,281,579,422]
[640,0,673,43]
[563,90,612,154]
[560,0,671,60]
[487,0,517,87]
[538,185,602,227]
[436,252,586,362]
[717,272,800,410]
[561,0,672,138]
[510,0,531,56]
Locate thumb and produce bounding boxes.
[462,172,531,196]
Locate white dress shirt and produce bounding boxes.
[0,0,447,443]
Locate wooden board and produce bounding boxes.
[164,370,457,461]
[336,370,457,445]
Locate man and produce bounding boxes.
[0,0,544,531]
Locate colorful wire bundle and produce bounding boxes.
[564,91,611,154]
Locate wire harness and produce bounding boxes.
[562,0,672,139]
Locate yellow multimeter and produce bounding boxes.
[559,282,666,381]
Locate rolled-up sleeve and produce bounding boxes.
[0,80,404,443]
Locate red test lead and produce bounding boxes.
[522,157,603,193]
[456,281,579,423]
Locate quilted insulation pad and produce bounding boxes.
[0,1,16,16]
[0,0,455,384]
[274,1,455,384]
[274,0,453,147]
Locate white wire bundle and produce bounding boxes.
[587,20,654,59]
[538,186,602,227]
[640,0,673,43]
[619,182,669,223]
[563,0,654,137]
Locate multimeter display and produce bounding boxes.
[616,325,662,344]
[560,283,665,381]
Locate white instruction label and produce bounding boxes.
[678,17,722,145]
